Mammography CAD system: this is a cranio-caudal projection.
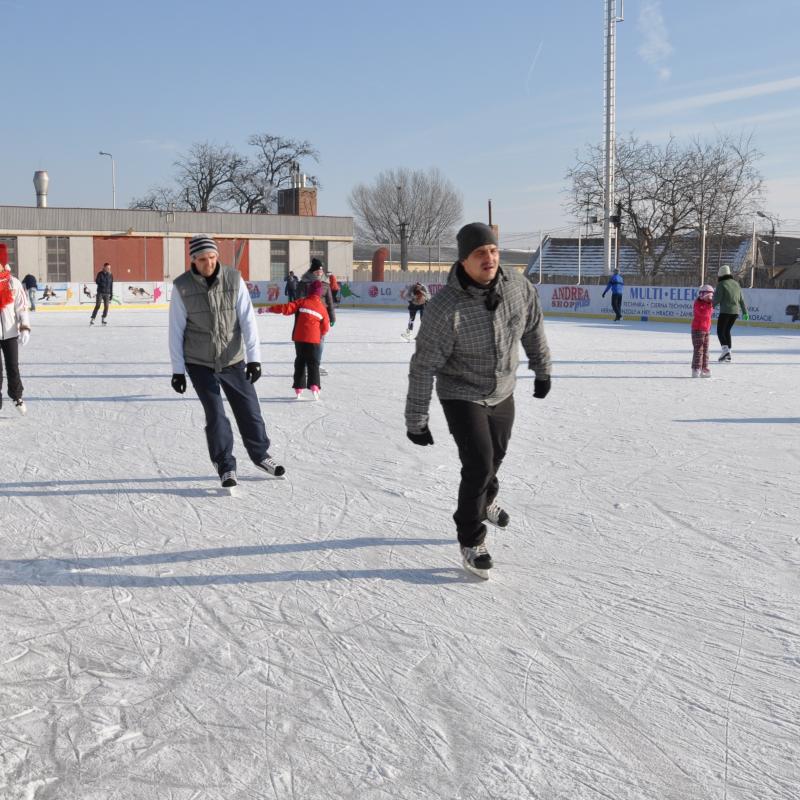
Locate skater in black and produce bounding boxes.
[713,264,748,362]
[168,235,284,488]
[402,282,430,340]
[405,223,552,578]
[90,263,114,325]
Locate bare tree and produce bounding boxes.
[566,132,763,276]
[348,167,463,245]
[128,134,320,213]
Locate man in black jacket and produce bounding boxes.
[22,274,38,311]
[90,263,114,325]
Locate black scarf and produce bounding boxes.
[456,263,502,311]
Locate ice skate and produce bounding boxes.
[89,318,95,325]
[14,399,27,416]
[295,388,303,400]
[718,346,731,362]
[309,384,320,400]
[692,369,701,378]
[220,470,237,488]
[461,543,492,579]
[102,319,108,326]
[255,455,285,477]
[401,329,413,340]
[701,369,711,378]
[486,500,510,528]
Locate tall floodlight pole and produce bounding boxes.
[603,0,624,275]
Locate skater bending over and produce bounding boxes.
[402,282,430,339]
[0,246,32,415]
[713,264,748,362]
[690,285,714,378]
[169,235,284,488]
[265,280,330,400]
[404,223,552,578]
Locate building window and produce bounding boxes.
[270,240,289,281]
[310,240,328,269]
[0,237,17,276]
[46,236,70,282]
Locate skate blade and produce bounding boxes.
[462,561,491,580]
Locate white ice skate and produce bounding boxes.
[461,543,493,579]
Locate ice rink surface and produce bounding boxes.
[2,308,799,800]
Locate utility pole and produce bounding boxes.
[603,0,624,275]
[397,185,409,271]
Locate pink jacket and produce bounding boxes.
[691,298,713,332]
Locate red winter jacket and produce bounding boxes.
[691,298,713,332]
[268,296,330,343]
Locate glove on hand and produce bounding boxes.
[171,373,186,394]
[406,427,434,446]
[533,377,551,399]
[330,320,336,327]
[19,329,30,346]
[245,362,262,384]
[742,312,749,321]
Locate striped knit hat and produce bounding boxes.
[189,235,218,260]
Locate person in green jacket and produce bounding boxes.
[713,264,748,362]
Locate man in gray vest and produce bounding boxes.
[169,234,284,488]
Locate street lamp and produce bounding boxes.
[757,210,777,275]
[98,151,116,209]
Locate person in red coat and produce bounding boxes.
[691,284,714,378]
[265,280,330,399]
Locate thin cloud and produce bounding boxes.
[637,75,800,117]
[637,0,672,81]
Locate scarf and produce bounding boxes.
[0,270,14,309]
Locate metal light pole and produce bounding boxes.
[699,222,707,285]
[757,210,777,278]
[99,151,116,209]
[602,0,624,275]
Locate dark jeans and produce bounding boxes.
[611,294,622,320]
[0,336,23,402]
[186,361,270,475]
[717,313,738,348]
[441,395,515,547]
[293,342,322,389]
[91,293,111,320]
[407,304,424,329]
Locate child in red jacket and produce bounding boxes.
[264,280,330,399]
[691,284,714,378]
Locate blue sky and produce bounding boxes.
[3,0,799,248]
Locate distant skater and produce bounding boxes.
[602,268,624,321]
[90,263,114,325]
[402,281,430,340]
[690,285,714,378]
[713,265,748,362]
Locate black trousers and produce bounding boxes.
[441,395,515,547]
[407,304,424,329]
[611,294,622,320]
[91,293,111,320]
[717,313,738,348]
[293,342,322,389]
[0,336,23,402]
[186,361,270,475]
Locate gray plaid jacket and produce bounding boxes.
[405,263,551,433]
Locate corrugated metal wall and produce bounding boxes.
[0,206,353,238]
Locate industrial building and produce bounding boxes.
[0,172,354,283]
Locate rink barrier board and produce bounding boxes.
[29,280,800,330]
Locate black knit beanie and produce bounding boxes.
[310,258,323,270]
[457,222,498,261]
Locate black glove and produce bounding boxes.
[406,427,434,446]
[245,362,262,384]
[171,373,186,394]
[533,376,551,399]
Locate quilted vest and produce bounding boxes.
[174,266,244,372]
